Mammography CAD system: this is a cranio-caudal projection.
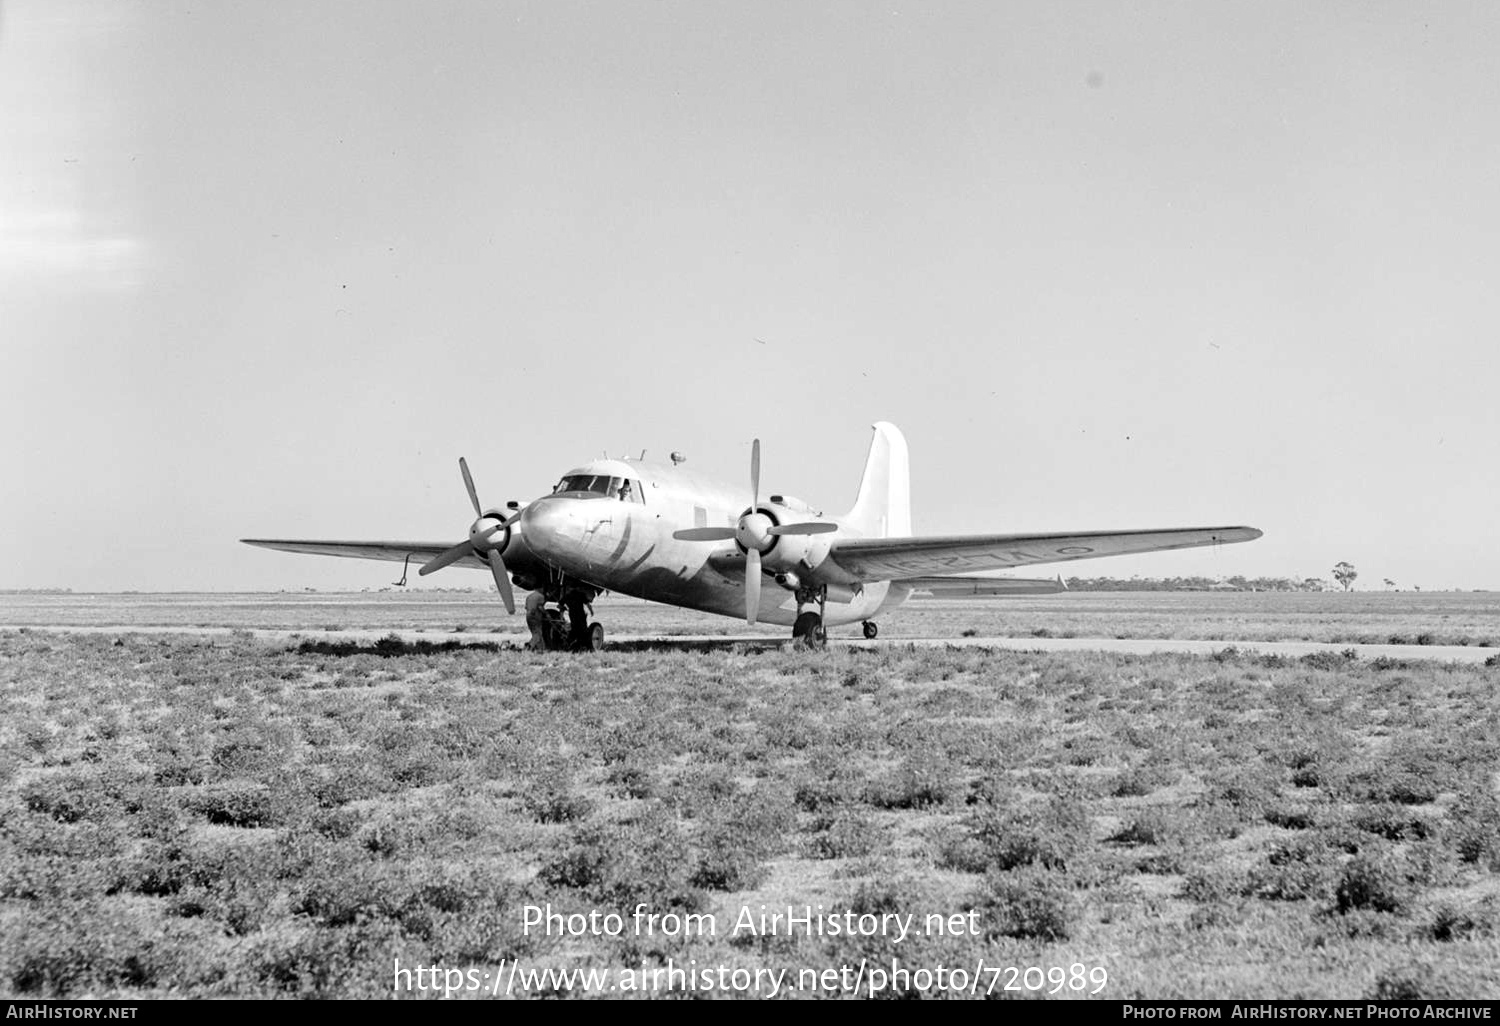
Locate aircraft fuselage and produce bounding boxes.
[509,457,906,627]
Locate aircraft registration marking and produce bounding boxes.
[872,545,1098,574]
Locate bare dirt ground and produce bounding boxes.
[4,590,1498,646]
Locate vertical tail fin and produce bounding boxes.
[842,421,911,538]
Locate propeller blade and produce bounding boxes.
[418,523,503,577]
[750,438,761,508]
[673,527,737,542]
[419,539,473,576]
[767,522,838,537]
[745,547,761,625]
[434,459,518,612]
[488,553,516,613]
[459,457,482,517]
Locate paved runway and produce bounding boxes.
[5,624,1496,663]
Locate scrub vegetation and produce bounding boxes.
[2,628,1498,999]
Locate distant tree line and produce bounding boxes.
[1062,576,1330,592]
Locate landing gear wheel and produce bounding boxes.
[793,612,826,649]
[862,620,878,640]
[587,622,605,652]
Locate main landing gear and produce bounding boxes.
[791,584,828,649]
[525,580,604,652]
[786,588,877,647]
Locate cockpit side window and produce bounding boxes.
[617,478,644,505]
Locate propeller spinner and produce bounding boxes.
[418,457,518,613]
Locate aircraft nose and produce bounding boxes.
[519,497,584,560]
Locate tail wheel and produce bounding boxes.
[862,620,878,640]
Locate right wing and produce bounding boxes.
[241,539,489,570]
[827,526,1262,582]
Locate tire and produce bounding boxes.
[793,612,826,649]
[862,621,878,640]
[792,612,820,646]
[587,622,605,651]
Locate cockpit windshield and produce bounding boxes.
[551,475,645,504]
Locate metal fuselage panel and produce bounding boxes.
[517,459,907,627]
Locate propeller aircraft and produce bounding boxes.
[243,422,1262,650]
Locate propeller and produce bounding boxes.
[419,457,518,613]
[671,439,838,625]
[745,439,762,625]
[673,522,837,543]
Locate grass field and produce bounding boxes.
[2,605,1498,999]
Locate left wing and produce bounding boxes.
[904,574,1067,596]
[241,539,489,570]
[828,526,1262,582]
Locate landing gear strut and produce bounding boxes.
[564,590,592,650]
[791,584,827,649]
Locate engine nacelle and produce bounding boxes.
[755,504,835,574]
[768,494,822,517]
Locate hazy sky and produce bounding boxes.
[4,1,1497,593]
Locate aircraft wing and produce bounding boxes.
[241,539,488,570]
[828,526,1262,582]
[904,574,1067,596]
